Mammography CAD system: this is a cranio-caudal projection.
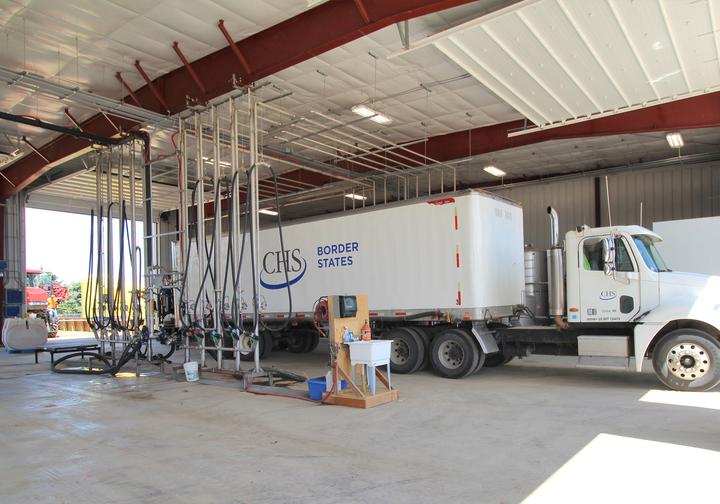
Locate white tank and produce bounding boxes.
[2,318,47,350]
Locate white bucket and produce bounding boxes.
[183,361,200,382]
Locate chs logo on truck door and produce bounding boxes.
[260,248,307,289]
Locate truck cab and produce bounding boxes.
[561,223,720,390]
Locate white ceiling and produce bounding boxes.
[402,0,720,128]
[2,0,719,217]
[0,0,314,156]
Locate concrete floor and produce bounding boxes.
[1,342,718,504]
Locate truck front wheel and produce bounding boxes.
[652,329,720,391]
[430,329,480,379]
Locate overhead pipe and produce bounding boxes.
[1,111,145,148]
[134,60,171,114]
[172,41,207,97]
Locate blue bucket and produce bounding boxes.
[307,376,347,400]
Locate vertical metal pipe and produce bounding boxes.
[230,98,241,372]
[106,148,116,364]
[118,144,127,334]
[249,93,261,373]
[212,105,223,370]
[195,111,206,369]
[178,120,190,364]
[129,141,138,331]
[95,152,105,354]
[143,142,155,349]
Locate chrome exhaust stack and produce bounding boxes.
[546,206,567,328]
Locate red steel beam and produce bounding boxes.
[217,19,252,76]
[353,0,372,23]
[134,60,170,113]
[414,92,720,162]
[115,72,142,107]
[171,41,207,97]
[1,0,482,201]
[310,91,720,183]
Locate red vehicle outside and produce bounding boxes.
[26,269,68,337]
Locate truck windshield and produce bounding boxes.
[632,235,670,272]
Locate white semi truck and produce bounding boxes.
[185,189,720,391]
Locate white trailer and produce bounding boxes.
[182,189,720,390]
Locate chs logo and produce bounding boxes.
[260,248,307,290]
[599,290,617,301]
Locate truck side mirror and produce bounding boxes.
[602,236,615,276]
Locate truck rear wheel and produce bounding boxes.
[405,327,430,371]
[652,329,720,391]
[430,329,480,379]
[384,327,424,374]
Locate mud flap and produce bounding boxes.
[471,322,500,354]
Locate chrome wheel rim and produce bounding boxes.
[438,340,464,369]
[391,339,410,365]
[667,342,711,381]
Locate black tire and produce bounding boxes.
[306,331,320,353]
[652,329,720,391]
[430,328,480,379]
[260,331,273,359]
[286,331,309,353]
[470,338,487,375]
[484,353,514,368]
[383,327,424,374]
[405,326,430,371]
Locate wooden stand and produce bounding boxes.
[326,295,399,409]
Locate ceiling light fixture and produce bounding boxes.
[370,113,392,125]
[351,104,375,117]
[351,104,392,125]
[258,209,278,216]
[666,132,684,149]
[483,166,506,177]
[344,193,367,201]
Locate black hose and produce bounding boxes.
[85,209,96,329]
[178,181,201,327]
[260,166,292,332]
[51,335,143,375]
[193,179,221,325]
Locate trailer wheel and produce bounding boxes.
[484,353,514,368]
[430,329,480,379]
[405,327,430,371]
[652,329,720,391]
[305,331,320,353]
[383,327,424,374]
[286,331,308,353]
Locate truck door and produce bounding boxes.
[577,235,640,322]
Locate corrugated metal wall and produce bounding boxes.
[490,177,595,250]
[488,160,720,250]
[599,161,720,227]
